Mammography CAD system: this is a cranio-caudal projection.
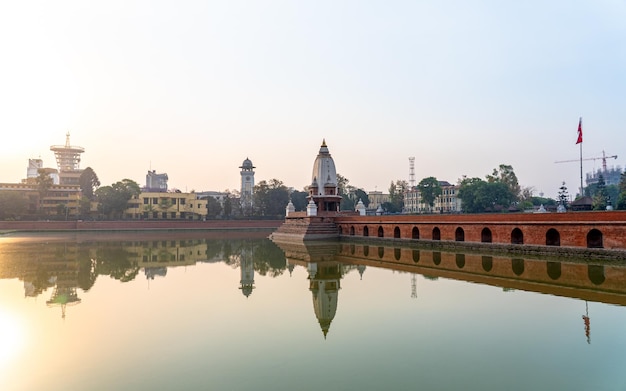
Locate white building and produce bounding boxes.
[404,181,462,213]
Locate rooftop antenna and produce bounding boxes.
[409,157,416,188]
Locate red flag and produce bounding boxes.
[576,117,583,144]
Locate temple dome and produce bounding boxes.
[311,139,338,195]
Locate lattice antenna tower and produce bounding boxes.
[408,157,416,188]
[50,132,85,172]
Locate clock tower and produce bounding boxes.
[239,157,255,212]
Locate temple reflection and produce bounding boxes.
[279,241,345,338]
[308,261,341,338]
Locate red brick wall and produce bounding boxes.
[0,220,282,231]
[335,211,626,249]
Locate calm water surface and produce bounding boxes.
[1,231,625,391]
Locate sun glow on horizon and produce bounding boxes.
[0,310,26,368]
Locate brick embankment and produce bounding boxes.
[335,211,626,250]
[0,220,283,233]
[269,216,341,241]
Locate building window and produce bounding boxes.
[180,198,186,205]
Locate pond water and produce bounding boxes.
[0,231,625,391]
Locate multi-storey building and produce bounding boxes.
[435,181,462,212]
[403,180,462,213]
[0,181,83,217]
[0,134,86,218]
[145,170,169,192]
[125,191,208,220]
[586,167,623,187]
[367,191,390,211]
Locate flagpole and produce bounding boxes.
[579,139,583,197]
[578,117,583,197]
[578,117,584,197]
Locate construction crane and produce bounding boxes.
[555,150,618,172]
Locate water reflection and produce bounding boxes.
[320,242,626,305]
[0,232,285,318]
[2,232,626,390]
[2,233,626,335]
[272,239,626,343]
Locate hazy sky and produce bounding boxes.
[1,1,624,197]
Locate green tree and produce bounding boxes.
[56,203,68,218]
[337,173,355,211]
[205,196,222,218]
[530,196,557,207]
[617,172,626,210]
[457,177,484,213]
[223,193,233,218]
[558,182,569,209]
[417,177,442,212]
[35,169,53,214]
[584,175,619,210]
[334,173,369,211]
[0,191,28,219]
[94,246,140,282]
[486,164,521,202]
[79,167,100,200]
[354,189,369,208]
[158,197,172,212]
[518,186,536,210]
[458,177,515,213]
[606,184,619,209]
[386,180,407,213]
[290,189,309,211]
[95,179,141,219]
[336,173,349,196]
[254,179,289,217]
[78,196,93,218]
[592,174,608,210]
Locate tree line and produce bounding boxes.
[2,164,626,220]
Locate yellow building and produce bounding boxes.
[125,192,208,220]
